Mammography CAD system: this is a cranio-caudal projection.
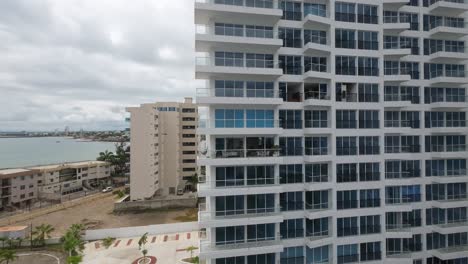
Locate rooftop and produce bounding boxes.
[0,168,32,175]
[30,160,110,171]
[0,226,28,232]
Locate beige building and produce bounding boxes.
[30,160,112,200]
[126,97,197,201]
[0,168,39,210]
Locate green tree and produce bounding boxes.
[185,245,198,260]
[185,173,198,191]
[101,237,115,249]
[32,224,55,246]
[66,255,83,264]
[138,233,149,263]
[0,238,6,249]
[0,249,18,264]
[15,238,24,249]
[97,150,114,162]
[61,224,85,257]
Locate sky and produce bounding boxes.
[0,0,197,131]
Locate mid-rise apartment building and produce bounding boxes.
[126,98,198,200]
[31,161,112,199]
[0,169,39,210]
[195,0,468,263]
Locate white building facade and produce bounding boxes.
[195,0,468,263]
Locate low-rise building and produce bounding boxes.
[0,168,39,210]
[31,161,112,200]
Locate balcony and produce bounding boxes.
[383,0,410,10]
[198,207,283,228]
[195,57,283,79]
[304,147,331,163]
[429,51,468,63]
[426,95,468,109]
[306,230,333,248]
[198,148,282,166]
[194,0,282,25]
[384,70,412,83]
[198,119,282,135]
[199,238,283,260]
[430,194,468,208]
[304,120,330,134]
[303,41,331,56]
[196,88,283,106]
[303,64,331,82]
[197,179,281,197]
[427,144,467,159]
[384,94,418,108]
[385,224,414,239]
[428,19,468,38]
[429,169,467,184]
[303,91,332,107]
[384,120,420,131]
[427,0,468,16]
[384,145,421,154]
[303,13,331,30]
[383,48,412,58]
[426,120,467,133]
[432,244,468,260]
[383,16,410,34]
[195,25,282,53]
[428,70,468,86]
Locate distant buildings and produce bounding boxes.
[126,98,198,201]
[0,160,111,210]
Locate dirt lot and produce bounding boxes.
[11,194,197,237]
[12,250,66,264]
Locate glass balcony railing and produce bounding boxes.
[196,57,280,69]
[196,0,277,9]
[198,207,281,221]
[198,119,280,129]
[305,147,329,156]
[200,237,281,253]
[384,145,421,153]
[212,148,280,158]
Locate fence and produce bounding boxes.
[84,222,199,241]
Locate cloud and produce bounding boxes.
[0,0,197,131]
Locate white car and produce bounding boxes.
[102,187,113,193]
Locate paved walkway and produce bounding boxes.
[83,231,199,264]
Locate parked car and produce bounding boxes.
[102,187,113,193]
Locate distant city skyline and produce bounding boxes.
[0,0,196,131]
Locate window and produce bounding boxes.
[358,83,379,102]
[385,61,400,75]
[280,191,303,211]
[358,57,379,76]
[247,253,275,264]
[335,29,355,49]
[245,25,274,38]
[305,163,328,183]
[337,136,357,156]
[337,217,358,237]
[359,136,380,155]
[337,244,358,264]
[279,110,302,129]
[306,190,329,210]
[246,110,274,128]
[400,37,419,55]
[360,242,381,261]
[279,55,302,75]
[246,81,274,98]
[215,195,244,216]
[280,137,303,156]
[281,246,305,264]
[357,4,378,24]
[400,12,419,31]
[279,27,302,48]
[246,53,274,68]
[360,215,381,235]
[360,163,380,181]
[336,56,356,75]
[336,110,357,129]
[280,219,304,239]
[281,1,302,21]
[337,190,358,210]
[305,110,328,128]
[215,109,244,128]
[400,62,419,79]
[215,23,243,36]
[337,163,357,183]
[304,3,327,17]
[247,165,275,185]
[280,164,303,184]
[214,80,244,97]
[247,194,275,214]
[216,167,244,187]
[305,137,328,156]
[304,57,327,72]
[359,110,379,128]
[247,223,275,242]
[306,245,329,264]
[335,2,355,22]
[358,31,378,50]
[304,30,327,45]
[215,51,243,67]
[360,189,380,208]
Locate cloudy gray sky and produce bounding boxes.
[0,0,197,131]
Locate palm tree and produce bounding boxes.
[15,238,24,249]
[97,150,114,162]
[101,237,115,249]
[0,249,18,264]
[185,246,198,260]
[0,238,6,249]
[33,224,55,246]
[61,224,85,257]
[138,233,148,263]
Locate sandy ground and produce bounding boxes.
[12,194,197,237]
[12,250,67,264]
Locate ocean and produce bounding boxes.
[0,137,116,169]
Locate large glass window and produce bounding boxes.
[337,190,358,209]
[337,136,357,156]
[336,56,356,75]
[358,31,378,50]
[304,30,327,45]
[304,3,327,17]
[279,27,302,48]
[281,1,302,21]
[215,52,243,67]
[359,110,379,129]
[304,57,327,72]
[280,164,303,184]
[305,110,328,128]
[335,2,356,22]
[279,55,302,75]
[279,110,302,129]
[358,57,379,76]
[215,80,244,97]
[246,110,274,128]
[336,29,355,49]
[357,4,378,24]
[215,109,244,128]
[336,110,357,129]
[337,244,358,264]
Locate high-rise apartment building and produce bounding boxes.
[195,0,467,263]
[127,98,198,200]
